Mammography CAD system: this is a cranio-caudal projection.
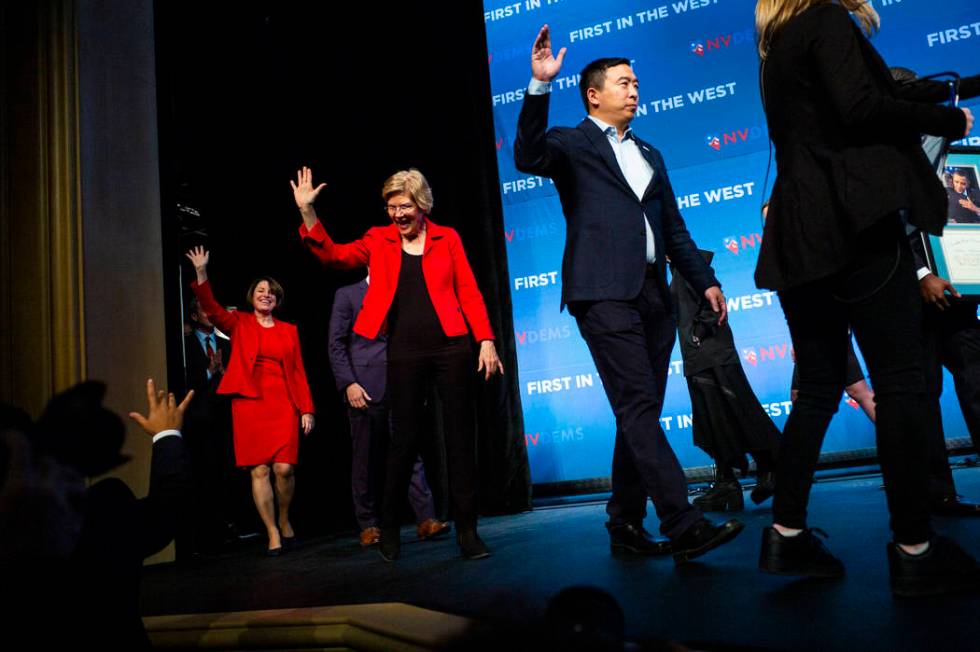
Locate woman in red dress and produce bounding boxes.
[186,246,315,555]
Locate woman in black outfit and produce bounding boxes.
[754,0,979,596]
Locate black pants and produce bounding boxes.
[775,218,932,544]
[348,404,434,530]
[923,301,980,498]
[571,276,702,540]
[383,338,477,533]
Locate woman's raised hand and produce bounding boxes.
[185,246,209,269]
[290,166,327,210]
[185,246,210,283]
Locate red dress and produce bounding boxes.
[231,324,300,466]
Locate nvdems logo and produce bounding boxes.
[722,233,763,255]
[690,29,755,57]
[705,126,766,150]
[742,343,792,367]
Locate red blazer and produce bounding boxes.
[190,280,315,415]
[299,219,495,342]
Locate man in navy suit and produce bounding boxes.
[514,25,742,563]
[179,297,248,554]
[328,274,448,546]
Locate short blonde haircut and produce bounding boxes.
[756,0,879,59]
[381,168,434,214]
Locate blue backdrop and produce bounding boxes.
[483,0,980,485]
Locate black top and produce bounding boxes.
[755,3,972,291]
[387,250,462,355]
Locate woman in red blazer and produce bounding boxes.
[292,166,502,562]
[186,247,315,556]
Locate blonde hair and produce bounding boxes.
[381,168,434,214]
[756,0,879,59]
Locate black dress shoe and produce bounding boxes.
[758,526,844,578]
[693,479,744,512]
[750,471,775,505]
[930,495,980,517]
[607,522,671,556]
[265,546,283,557]
[282,535,297,551]
[671,518,744,565]
[888,535,980,597]
[457,530,491,560]
[379,529,400,562]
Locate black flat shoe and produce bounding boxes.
[282,535,297,551]
[671,518,744,565]
[607,522,671,556]
[889,536,980,597]
[379,529,400,562]
[693,480,744,512]
[758,526,844,578]
[265,546,283,557]
[457,530,491,560]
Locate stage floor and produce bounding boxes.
[142,463,980,651]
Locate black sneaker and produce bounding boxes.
[457,530,491,560]
[750,471,775,505]
[759,526,844,578]
[378,529,400,562]
[671,518,744,565]
[693,479,744,512]
[888,536,980,597]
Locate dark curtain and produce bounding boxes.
[154,1,531,534]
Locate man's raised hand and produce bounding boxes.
[128,378,194,436]
[531,25,566,82]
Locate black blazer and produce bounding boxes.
[71,435,191,649]
[670,251,740,377]
[514,92,719,306]
[328,280,387,403]
[756,3,969,291]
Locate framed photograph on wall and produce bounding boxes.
[924,146,980,299]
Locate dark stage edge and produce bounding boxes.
[142,465,980,651]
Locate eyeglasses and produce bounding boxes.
[386,202,416,215]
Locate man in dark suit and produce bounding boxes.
[910,234,980,516]
[514,25,742,564]
[2,379,192,649]
[180,297,251,554]
[329,275,448,546]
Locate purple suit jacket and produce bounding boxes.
[328,280,387,403]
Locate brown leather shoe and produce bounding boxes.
[359,526,381,546]
[416,518,451,540]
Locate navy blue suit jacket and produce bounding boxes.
[328,280,387,403]
[514,92,719,307]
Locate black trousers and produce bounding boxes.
[383,338,477,533]
[775,218,932,544]
[571,276,702,540]
[923,301,980,498]
[348,404,434,530]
